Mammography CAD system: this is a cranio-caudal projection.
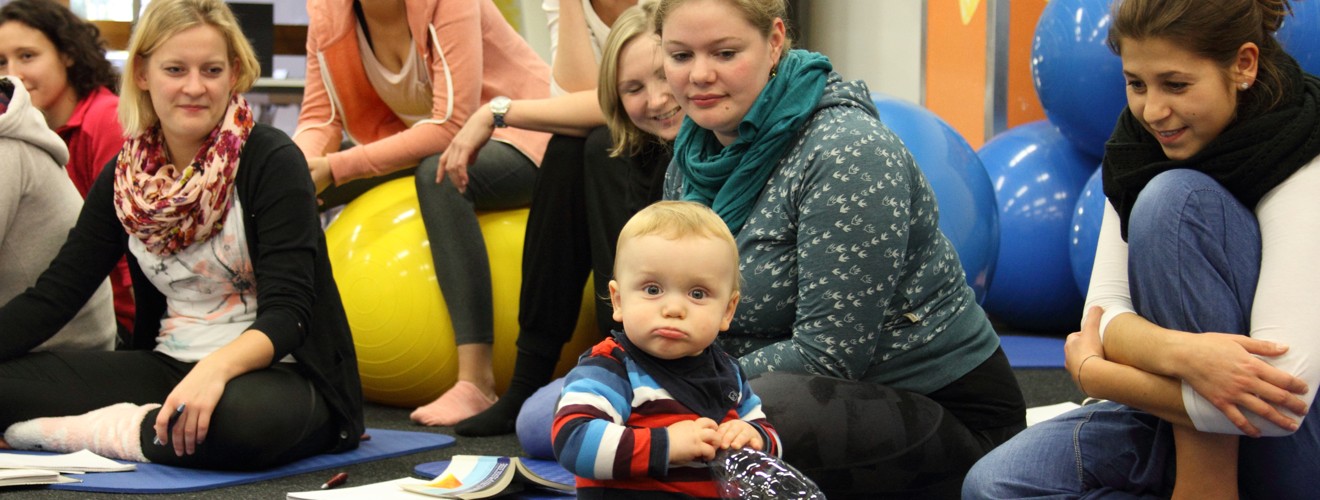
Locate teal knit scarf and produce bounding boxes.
[674,49,832,233]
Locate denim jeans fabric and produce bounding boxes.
[1127,169,1260,334]
[962,401,1174,499]
[963,169,1319,499]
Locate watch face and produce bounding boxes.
[491,96,511,113]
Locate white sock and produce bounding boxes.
[3,402,160,462]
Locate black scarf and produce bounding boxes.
[1102,56,1320,240]
[613,331,743,422]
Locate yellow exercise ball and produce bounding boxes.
[325,178,605,407]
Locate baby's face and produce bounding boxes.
[609,234,739,360]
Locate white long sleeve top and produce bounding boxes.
[1085,155,1320,436]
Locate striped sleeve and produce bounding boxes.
[734,372,781,458]
[552,343,670,481]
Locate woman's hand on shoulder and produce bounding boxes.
[437,104,496,194]
[1171,331,1308,436]
[307,157,333,195]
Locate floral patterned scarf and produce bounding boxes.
[114,94,253,256]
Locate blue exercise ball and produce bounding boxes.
[1070,167,1106,297]
[1032,0,1126,158]
[871,93,1000,304]
[979,121,1097,334]
[1278,0,1320,76]
[516,378,564,459]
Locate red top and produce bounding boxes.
[55,85,134,334]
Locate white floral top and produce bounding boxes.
[131,198,265,362]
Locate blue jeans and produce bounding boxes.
[963,169,1320,499]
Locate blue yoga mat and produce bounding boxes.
[3,428,455,494]
[999,334,1066,368]
[414,458,575,499]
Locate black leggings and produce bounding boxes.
[749,348,1025,499]
[516,129,670,354]
[0,351,336,470]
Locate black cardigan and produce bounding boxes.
[0,125,364,453]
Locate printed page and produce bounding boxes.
[401,456,520,498]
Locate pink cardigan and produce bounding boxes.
[295,0,552,184]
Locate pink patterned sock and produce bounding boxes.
[3,402,160,462]
[410,381,498,427]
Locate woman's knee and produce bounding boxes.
[1128,169,1248,244]
[414,155,461,195]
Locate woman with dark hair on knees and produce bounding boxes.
[0,0,363,470]
[454,0,680,437]
[0,0,135,339]
[297,0,551,427]
[963,1,1320,498]
[653,0,1026,497]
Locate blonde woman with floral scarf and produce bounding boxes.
[0,0,364,470]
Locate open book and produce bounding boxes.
[402,456,574,499]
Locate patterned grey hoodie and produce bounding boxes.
[0,76,116,352]
[666,73,999,394]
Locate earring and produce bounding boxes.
[1240,82,1250,91]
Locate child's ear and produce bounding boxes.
[720,291,739,331]
[609,280,624,323]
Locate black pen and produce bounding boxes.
[152,403,186,446]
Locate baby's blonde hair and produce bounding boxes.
[615,201,740,292]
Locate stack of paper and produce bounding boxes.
[0,449,135,488]
[0,449,136,474]
[0,469,79,487]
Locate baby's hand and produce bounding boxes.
[666,418,718,464]
[715,420,764,451]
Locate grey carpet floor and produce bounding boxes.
[6,348,1082,498]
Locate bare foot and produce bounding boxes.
[0,436,10,449]
[410,380,498,427]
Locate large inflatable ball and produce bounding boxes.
[1070,167,1106,297]
[979,121,1097,334]
[871,93,1000,303]
[516,377,565,460]
[325,178,603,407]
[1032,0,1126,158]
[1278,0,1320,76]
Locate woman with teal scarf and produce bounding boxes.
[655,0,1026,497]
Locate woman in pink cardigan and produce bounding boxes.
[295,0,552,426]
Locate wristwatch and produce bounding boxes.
[490,96,511,128]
